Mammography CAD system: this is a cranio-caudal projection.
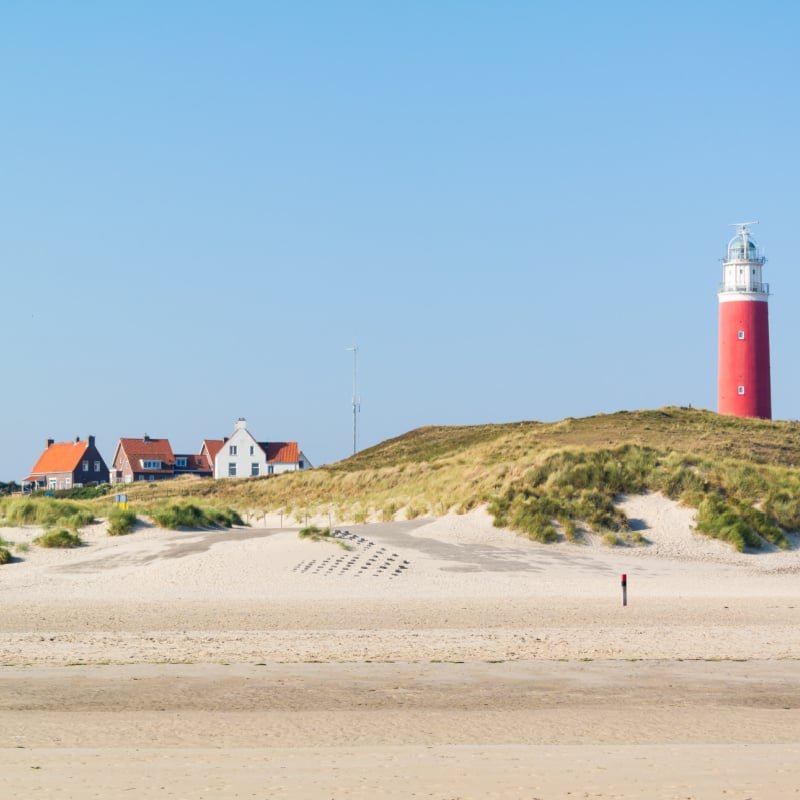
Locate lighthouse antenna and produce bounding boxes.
[729,221,759,235]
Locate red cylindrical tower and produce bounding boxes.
[717,224,771,419]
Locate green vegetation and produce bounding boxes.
[0,497,95,529]
[45,484,114,500]
[298,525,350,550]
[0,546,11,564]
[14,541,30,553]
[89,408,800,552]
[149,503,244,530]
[107,507,138,536]
[0,481,20,496]
[489,445,794,551]
[34,529,83,548]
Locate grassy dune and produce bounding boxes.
[98,407,800,550]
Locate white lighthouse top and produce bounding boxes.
[719,222,768,300]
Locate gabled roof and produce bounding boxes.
[201,439,225,467]
[259,442,300,464]
[27,440,89,476]
[117,438,175,470]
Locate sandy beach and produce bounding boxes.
[2,496,800,797]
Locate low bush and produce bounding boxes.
[150,503,243,530]
[602,532,620,547]
[0,546,11,564]
[107,507,138,536]
[34,529,83,548]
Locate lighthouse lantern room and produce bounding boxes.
[717,223,772,419]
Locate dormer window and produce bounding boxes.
[141,460,162,470]
[175,457,188,468]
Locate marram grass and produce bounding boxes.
[85,408,800,552]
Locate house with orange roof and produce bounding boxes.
[23,436,109,491]
[212,418,311,479]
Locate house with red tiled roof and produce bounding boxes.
[23,436,109,491]
[110,436,213,484]
[110,436,175,484]
[212,418,311,479]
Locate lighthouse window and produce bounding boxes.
[738,330,745,340]
[738,385,745,395]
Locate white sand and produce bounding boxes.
[2,494,800,797]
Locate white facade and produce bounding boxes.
[214,419,269,479]
[213,418,312,479]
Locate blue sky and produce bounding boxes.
[1,1,798,480]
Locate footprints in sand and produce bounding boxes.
[293,530,411,579]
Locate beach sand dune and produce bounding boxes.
[2,497,799,797]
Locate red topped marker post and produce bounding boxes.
[718,223,772,419]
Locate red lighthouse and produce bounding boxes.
[718,223,771,419]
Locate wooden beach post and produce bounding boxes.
[621,573,627,607]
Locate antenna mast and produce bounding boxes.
[347,344,360,455]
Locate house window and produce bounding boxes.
[738,330,745,340]
[176,457,187,468]
[142,460,162,470]
[251,463,259,476]
[738,385,745,395]
[147,474,155,481]
[298,460,304,469]
[82,461,89,472]
[49,478,57,490]
[250,445,254,455]
[268,465,274,475]
[65,477,72,489]
[228,462,237,477]
[229,445,237,456]
[94,461,101,472]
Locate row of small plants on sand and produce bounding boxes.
[0,496,244,562]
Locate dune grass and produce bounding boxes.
[0,546,11,564]
[489,445,794,551]
[298,525,350,550]
[107,507,138,536]
[87,408,800,552]
[149,503,244,530]
[34,529,83,548]
[0,497,95,529]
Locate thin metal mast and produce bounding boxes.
[347,344,360,454]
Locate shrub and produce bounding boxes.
[150,503,243,530]
[107,507,137,536]
[0,546,11,564]
[602,532,620,547]
[34,529,83,548]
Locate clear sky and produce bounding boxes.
[2,1,799,481]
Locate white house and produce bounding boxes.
[213,418,312,479]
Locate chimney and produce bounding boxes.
[235,418,247,431]
[144,434,150,443]
[75,436,80,443]
[88,435,95,447]
[46,438,54,449]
